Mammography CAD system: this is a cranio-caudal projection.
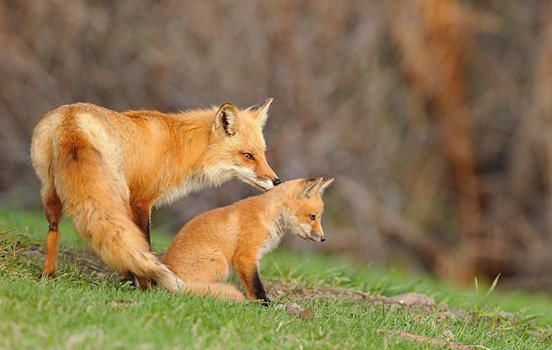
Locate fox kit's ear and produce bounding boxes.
[247,98,273,128]
[302,177,324,198]
[214,103,238,136]
[318,177,334,195]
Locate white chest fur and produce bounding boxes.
[156,167,233,207]
[258,223,285,260]
[258,234,283,260]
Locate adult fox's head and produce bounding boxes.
[207,99,280,190]
[281,177,334,242]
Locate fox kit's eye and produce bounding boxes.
[309,214,316,221]
[242,153,254,160]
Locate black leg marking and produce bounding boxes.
[251,269,270,306]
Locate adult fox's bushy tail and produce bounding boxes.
[52,130,184,293]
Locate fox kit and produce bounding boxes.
[30,99,280,293]
[162,177,334,303]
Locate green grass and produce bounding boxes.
[1,209,551,349]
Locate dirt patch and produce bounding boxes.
[267,281,377,301]
[266,281,438,307]
[61,248,116,278]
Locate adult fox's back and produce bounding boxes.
[30,101,280,290]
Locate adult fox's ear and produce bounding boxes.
[247,98,273,128]
[302,177,324,198]
[318,178,334,195]
[214,103,239,136]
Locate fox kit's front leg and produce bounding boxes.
[250,269,270,306]
[234,252,270,305]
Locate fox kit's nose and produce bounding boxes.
[320,236,326,242]
[273,178,282,186]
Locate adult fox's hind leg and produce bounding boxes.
[42,186,63,277]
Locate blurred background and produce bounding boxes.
[1,0,551,291]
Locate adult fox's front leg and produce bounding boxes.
[130,200,153,248]
[127,199,155,288]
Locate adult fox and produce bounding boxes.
[30,99,280,292]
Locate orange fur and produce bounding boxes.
[162,177,334,302]
[30,100,279,292]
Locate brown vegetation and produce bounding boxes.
[1,1,551,288]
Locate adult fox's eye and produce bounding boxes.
[309,214,316,221]
[243,153,254,160]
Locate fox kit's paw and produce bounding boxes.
[261,297,271,307]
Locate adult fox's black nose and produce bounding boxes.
[320,236,326,242]
[273,178,282,186]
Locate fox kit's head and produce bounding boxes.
[208,99,280,191]
[282,177,334,243]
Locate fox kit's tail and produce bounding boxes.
[52,130,184,293]
[185,282,246,302]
